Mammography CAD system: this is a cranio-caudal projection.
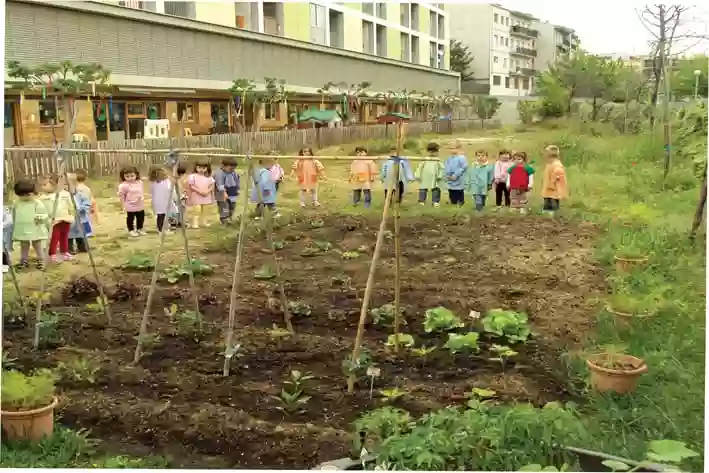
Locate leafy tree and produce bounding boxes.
[450,40,474,81]
[672,55,708,99]
[473,96,500,128]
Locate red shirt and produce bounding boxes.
[508,164,535,190]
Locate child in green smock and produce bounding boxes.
[11,179,49,269]
[415,142,445,207]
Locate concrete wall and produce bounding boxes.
[6,0,460,95]
[448,4,492,80]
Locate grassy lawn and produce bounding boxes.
[2,123,704,468]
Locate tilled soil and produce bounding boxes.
[3,215,605,469]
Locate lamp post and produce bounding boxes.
[694,69,702,100]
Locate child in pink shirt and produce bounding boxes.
[186,160,215,228]
[117,166,146,237]
[268,151,285,192]
[493,149,514,209]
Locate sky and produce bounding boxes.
[461,0,709,56]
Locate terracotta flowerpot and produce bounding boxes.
[606,306,656,330]
[1,396,58,442]
[587,354,647,394]
[614,255,648,273]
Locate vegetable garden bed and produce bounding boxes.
[2,215,605,468]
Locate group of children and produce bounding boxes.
[344,141,568,213]
[3,171,96,271]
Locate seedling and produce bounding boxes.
[58,357,100,384]
[601,440,698,472]
[489,344,518,373]
[424,307,464,333]
[284,370,314,393]
[37,310,61,347]
[254,265,276,280]
[272,240,285,250]
[271,370,313,415]
[385,333,415,349]
[160,259,213,284]
[465,387,497,409]
[444,332,480,355]
[342,348,373,379]
[133,333,162,358]
[288,300,312,317]
[370,303,406,327]
[342,251,360,260]
[121,253,154,271]
[380,388,408,403]
[85,296,107,314]
[268,324,292,339]
[314,240,332,251]
[481,309,531,344]
[410,346,437,365]
[165,304,203,339]
[310,219,325,228]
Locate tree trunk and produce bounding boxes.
[690,166,707,240]
[591,96,599,121]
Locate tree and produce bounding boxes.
[450,40,474,81]
[473,96,500,128]
[228,78,256,132]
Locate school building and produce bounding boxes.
[4,0,460,146]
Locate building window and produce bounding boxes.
[362,1,373,15]
[375,2,386,19]
[429,41,437,67]
[494,13,498,23]
[429,11,437,36]
[176,102,194,121]
[400,33,411,62]
[493,56,499,63]
[164,1,195,19]
[310,3,325,26]
[505,37,509,46]
[362,20,374,54]
[38,100,64,125]
[506,17,509,26]
[264,102,277,120]
[505,77,510,88]
[492,75,501,86]
[503,58,507,67]
[494,34,498,45]
[411,35,419,63]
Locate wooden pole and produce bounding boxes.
[133,155,182,363]
[392,121,403,354]
[346,163,397,393]
[690,164,708,240]
[3,249,30,323]
[33,96,79,348]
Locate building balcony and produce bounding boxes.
[510,25,538,38]
[510,67,536,76]
[512,47,537,57]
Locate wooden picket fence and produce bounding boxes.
[3,119,492,183]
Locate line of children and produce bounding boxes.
[506,151,535,214]
[444,141,469,206]
[214,157,240,225]
[468,150,494,211]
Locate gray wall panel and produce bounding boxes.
[6,1,459,93]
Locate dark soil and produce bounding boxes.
[3,215,605,469]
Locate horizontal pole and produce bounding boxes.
[3,147,228,153]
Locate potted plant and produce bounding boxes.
[613,234,649,272]
[586,347,647,394]
[606,293,656,329]
[1,369,58,441]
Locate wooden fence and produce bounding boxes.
[3,119,492,183]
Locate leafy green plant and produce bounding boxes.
[465,387,497,410]
[310,219,325,228]
[133,333,161,358]
[342,348,373,379]
[410,345,436,359]
[519,464,569,472]
[37,310,61,346]
[254,264,276,280]
[300,247,323,257]
[1,369,56,411]
[601,440,699,472]
[423,307,464,333]
[272,240,285,250]
[615,231,649,259]
[342,251,360,260]
[58,357,100,384]
[314,240,332,251]
[444,332,481,354]
[121,253,154,271]
[160,259,213,284]
[270,370,313,415]
[385,333,415,349]
[371,303,406,327]
[354,406,412,444]
[287,300,312,317]
[608,292,651,315]
[165,304,203,339]
[481,309,531,343]
[380,388,408,403]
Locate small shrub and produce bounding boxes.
[58,357,100,384]
[1,369,56,411]
[444,332,480,354]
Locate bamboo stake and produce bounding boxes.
[249,163,294,334]
[133,151,183,363]
[3,249,30,323]
[223,158,254,376]
[392,122,403,354]
[33,97,79,348]
[3,147,229,153]
[346,167,397,393]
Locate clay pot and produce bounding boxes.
[1,396,58,442]
[614,255,648,273]
[587,354,647,394]
[606,306,656,330]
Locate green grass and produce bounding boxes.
[0,428,169,468]
[507,122,705,468]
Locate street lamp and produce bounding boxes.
[694,69,702,100]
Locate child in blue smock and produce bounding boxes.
[251,159,280,220]
[380,146,415,205]
[444,141,469,206]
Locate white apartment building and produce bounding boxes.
[535,21,580,69]
[448,3,541,96]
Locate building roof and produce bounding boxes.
[509,9,538,21]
